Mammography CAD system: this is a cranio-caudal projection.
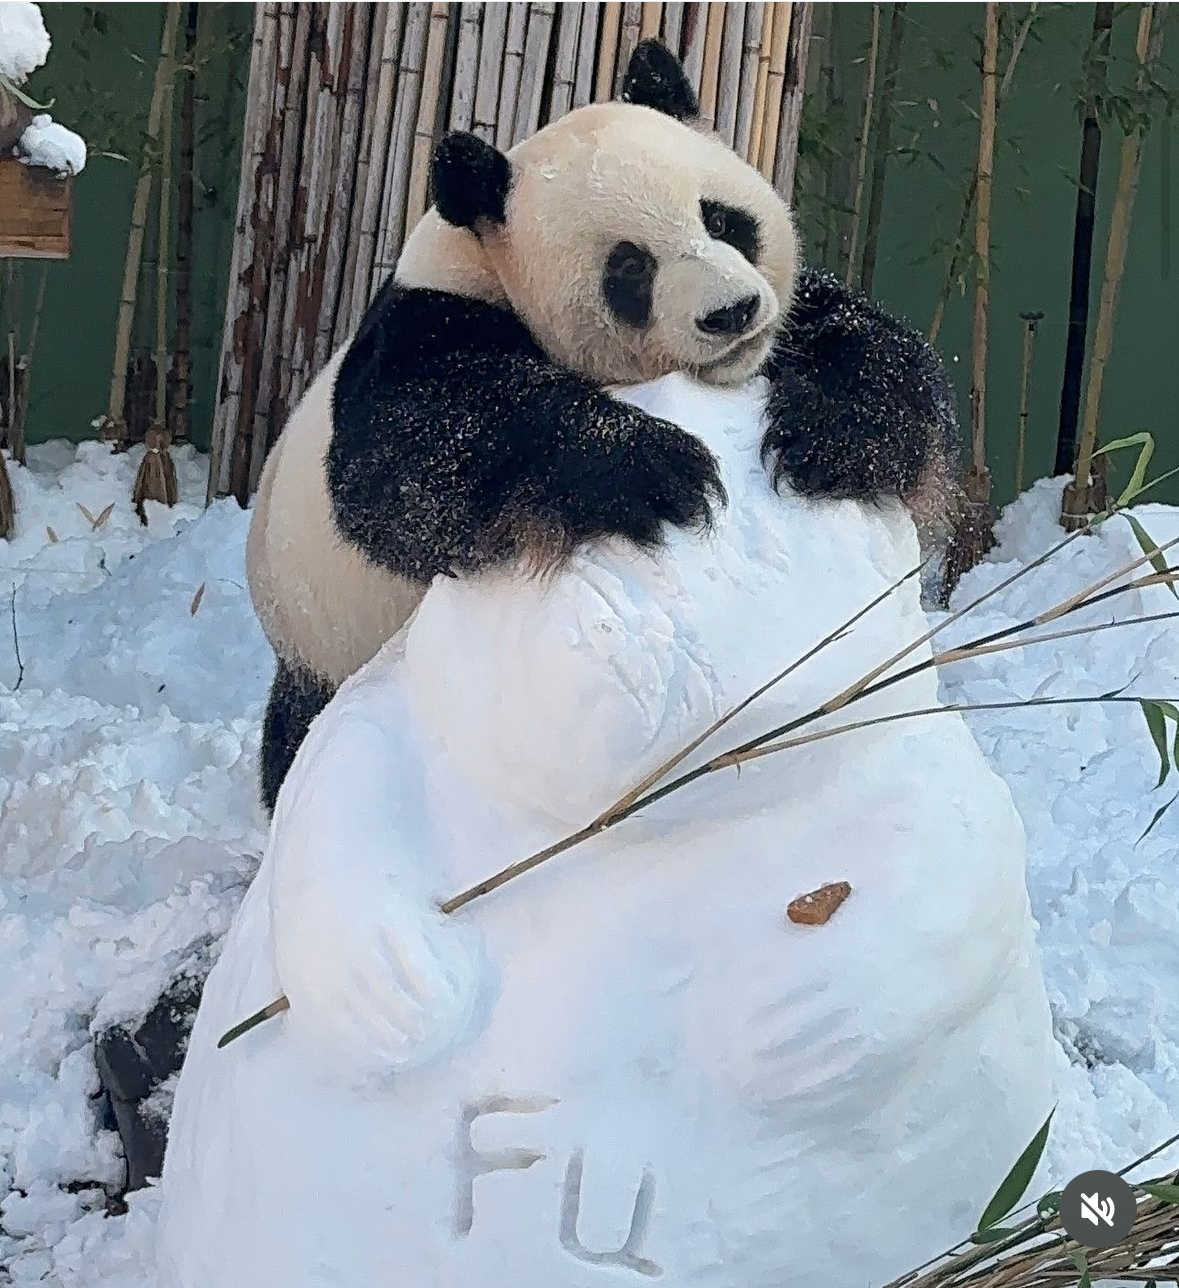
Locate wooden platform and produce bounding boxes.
[0,156,72,259]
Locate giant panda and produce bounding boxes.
[247,38,958,814]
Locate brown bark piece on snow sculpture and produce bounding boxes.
[787,881,853,927]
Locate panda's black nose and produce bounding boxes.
[697,294,760,338]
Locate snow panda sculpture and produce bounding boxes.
[246,39,958,813]
[156,41,1058,1288]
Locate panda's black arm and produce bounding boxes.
[328,286,724,581]
[759,269,960,507]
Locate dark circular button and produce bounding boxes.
[1059,1169,1137,1248]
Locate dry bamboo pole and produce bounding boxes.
[640,2,662,41]
[472,1,508,137]
[207,3,282,502]
[313,4,372,377]
[758,1,792,178]
[661,2,684,55]
[748,3,775,168]
[595,3,622,102]
[1064,5,1164,531]
[681,3,707,93]
[450,3,483,132]
[773,3,812,200]
[247,3,308,495]
[406,5,451,246]
[616,3,643,96]
[734,4,766,162]
[496,4,529,147]
[715,1,746,146]
[572,2,601,108]
[844,3,879,285]
[516,3,556,142]
[338,4,403,345]
[698,4,725,131]
[100,3,181,447]
[373,3,430,287]
[548,3,581,122]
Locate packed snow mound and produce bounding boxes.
[19,113,86,175]
[157,375,1056,1288]
[0,441,271,1285]
[0,1,50,83]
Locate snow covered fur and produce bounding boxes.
[247,38,959,812]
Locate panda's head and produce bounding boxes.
[398,41,799,388]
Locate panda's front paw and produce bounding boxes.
[560,408,726,552]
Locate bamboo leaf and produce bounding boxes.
[969,1225,1018,1244]
[977,1108,1055,1231]
[0,71,54,111]
[1141,699,1172,788]
[1070,1248,1092,1288]
[1138,788,1179,843]
[1139,1182,1179,1204]
[1124,514,1179,599]
[1094,432,1155,506]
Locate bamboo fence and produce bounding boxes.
[208,1,814,504]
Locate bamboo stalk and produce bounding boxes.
[616,3,643,96]
[858,1,907,294]
[406,4,452,232]
[697,4,725,130]
[1064,5,1164,531]
[548,2,581,122]
[102,3,181,447]
[572,2,601,108]
[640,2,662,40]
[772,3,812,199]
[748,3,775,168]
[374,3,430,287]
[1054,2,1115,479]
[844,3,879,282]
[595,2,622,102]
[496,3,529,146]
[515,2,556,142]
[153,14,176,430]
[450,3,483,132]
[733,4,764,162]
[715,0,745,146]
[207,3,281,503]
[681,2,707,93]
[661,2,683,54]
[1014,312,1043,496]
[758,1,792,179]
[170,1,198,442]
[473,0,508,137]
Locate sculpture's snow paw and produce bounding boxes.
[268,704,484,1084]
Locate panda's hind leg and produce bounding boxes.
[260,658,337,814]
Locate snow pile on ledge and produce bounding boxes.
[0,442,271,1285]
[0,449,1176,1285]
[19,113,86,176]
[0,1,50,84]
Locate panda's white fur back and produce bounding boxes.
[246,346,425,686]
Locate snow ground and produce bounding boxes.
[0,447,1176,1283]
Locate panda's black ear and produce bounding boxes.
[430,131,512,231]
[621,39,698,120]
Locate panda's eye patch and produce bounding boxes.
[700,199,762,265]
[603,240,657,329]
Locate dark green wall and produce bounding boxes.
[5,3,251,451]
[797,3,1178,507]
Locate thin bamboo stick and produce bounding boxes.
[661,3,684,56]
[595,2,622,102]
[548,3,581,123]
[472,0,508,139]
[759,1,793,178]
[969,1,999,478]
[845,3,879,284]
[748,3,775,169]
[171,1,198,442]
[773,2,812,199]
[406,5,451,240]
[697,4,725,131]
[102,4,181,445]
[681,3,707,93]
[858,1,907,294]
[515,2,556,143]
[450,3,483,132]
[496,3,529,147]
[153,8,176,429]
[572,2,601,108]
[616,3,643,96]
[715,0,745,146]
[734,3,765,162]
